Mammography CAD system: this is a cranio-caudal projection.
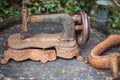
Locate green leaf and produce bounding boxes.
[114,18,119,23]
[3,1,9,6]
[50,8,56,13]
[14,11,20,15]
[114,29,120,34]
[34,3,39,6]
[28,8,32,12]
[80,1,85,6]
[35,10,40,14]
[50,3,56,8]
[112,23,117,28]
[41,7,45,12]
[64,8,72,14]
[3,10,9,14]
[58,7,64,12]
[75,6,80,12]
[69,0,74,4]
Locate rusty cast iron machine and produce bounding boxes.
[0,1,90,64]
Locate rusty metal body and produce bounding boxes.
[0,2,90,64]
[88,35,120,79]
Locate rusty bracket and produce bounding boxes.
[88,35,120,79]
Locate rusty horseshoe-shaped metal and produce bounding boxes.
[88,35,120,79]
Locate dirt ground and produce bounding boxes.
[0,24,119,80]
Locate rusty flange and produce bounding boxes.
[88,35,120,79]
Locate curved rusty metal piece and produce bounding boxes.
[88,35,120,79]
[76,11,90,46]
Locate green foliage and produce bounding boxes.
[24,0,94,15]
[0,0,120,33]
[107,3,120,33]
[0,0,94,21]
[0,0,21,22]
[114,29,120,34]
[107,15,120,29]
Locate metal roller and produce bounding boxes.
[75,11,90,46]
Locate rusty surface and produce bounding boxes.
[88,35,120,79]
[20,1,90,46]
[72,14,82,24]
[5,32,83,62]
[29,14,75,41]
[0,27,119,80]
[22,0,28,33]
[75,11,90,46]
[0,41,83,64]
[56,44,84,61]
[21,0,29,39]
[1,48,56,64]
[0,2,90,64]
[7,33,77,49]
[74,25,83,30]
